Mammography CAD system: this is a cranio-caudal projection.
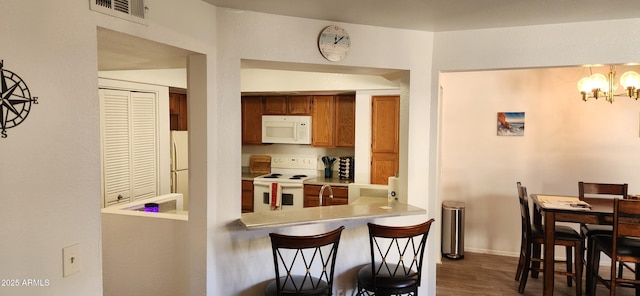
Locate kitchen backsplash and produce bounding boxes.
[241,144,354,170]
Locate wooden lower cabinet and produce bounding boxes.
[303,184,348,207]
[370,153,399,185]
[241,180,254,213]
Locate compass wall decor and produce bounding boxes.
[0,60,39,138]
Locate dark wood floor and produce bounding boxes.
[436,252,636,296]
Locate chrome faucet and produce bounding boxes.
[319,184,334,206]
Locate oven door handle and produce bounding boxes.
[253,181,303,188]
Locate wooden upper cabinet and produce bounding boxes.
[371,96,400,154]
[287,96,312,115]
[169,91,188,131]
[263,95,312,115]
[335,95,355,147]
[312,96,335,147]
[312,94,355,148]
[241,96,263,145]
[263,96,287,115]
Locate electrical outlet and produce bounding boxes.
[337,288,345,296]
[63,244,80,277]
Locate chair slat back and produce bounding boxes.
[269,226,344,295]
[578,182,628,200]
[517,182,533,241]
[367,219,434,287]
[614,199,640,238]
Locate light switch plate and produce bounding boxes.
[62,244,80,277]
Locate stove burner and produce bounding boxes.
[262,173,282,179]
[292,175,307,178]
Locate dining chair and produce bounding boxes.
[356,219,435,296]
[265,226,345,296]
[578,182,628,237]
[587,199,640,296]
[515,182,584,295]
[578,181,631,278]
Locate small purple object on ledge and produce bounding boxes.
[144,203,159,212]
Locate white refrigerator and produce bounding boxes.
[171,131,189,209]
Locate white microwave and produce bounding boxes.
[262,115,312,144]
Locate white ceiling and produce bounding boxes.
[203,0,640,32]
[98,1,640,71]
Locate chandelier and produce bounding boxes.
[577,65,640,103]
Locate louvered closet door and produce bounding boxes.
[101,89,132,206]
[130,91,157,201]
[100,89,158,207]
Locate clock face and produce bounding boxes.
[318,26,351,62]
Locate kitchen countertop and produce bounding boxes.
[239,197,425,230]
[304,175,352,186]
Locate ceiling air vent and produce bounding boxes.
[90,0,147,25]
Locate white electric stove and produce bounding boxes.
[253,155,317,212]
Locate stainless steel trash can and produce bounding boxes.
[442,201,465,259]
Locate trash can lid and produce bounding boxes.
[442,201,465,209]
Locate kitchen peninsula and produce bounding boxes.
[240,196,426,230]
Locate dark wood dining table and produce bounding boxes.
[530,194,615,296]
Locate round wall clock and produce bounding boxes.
[318,25,351,62]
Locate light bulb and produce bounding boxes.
[577,77,592,92]
[590,73,608,91]
[620,71,640,89]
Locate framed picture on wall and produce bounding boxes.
[497,112,525,136]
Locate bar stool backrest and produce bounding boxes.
[268,226,344,296]
[366,219,435,291]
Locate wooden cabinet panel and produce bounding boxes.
[370,153,399,185]
[263,96,287,115]
[327,186,348,206]
[311,95,355,148]
[287,95,312,115]
[371,96,399,185]
[371,96,399,153]
[169,92,188,131]
[241,96,263,145]
[242,180,254,213]
[312,96,335,147]
[335,95,355,147]
[304,184,348,207]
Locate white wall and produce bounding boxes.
[7,1,638,296]
[215,9,434,295]
[440,66,640,255]
[1,2,104,295]
[0,0,214,295]
[101,213,189,296]
[432,19,640,258]
[98,69,187,89]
